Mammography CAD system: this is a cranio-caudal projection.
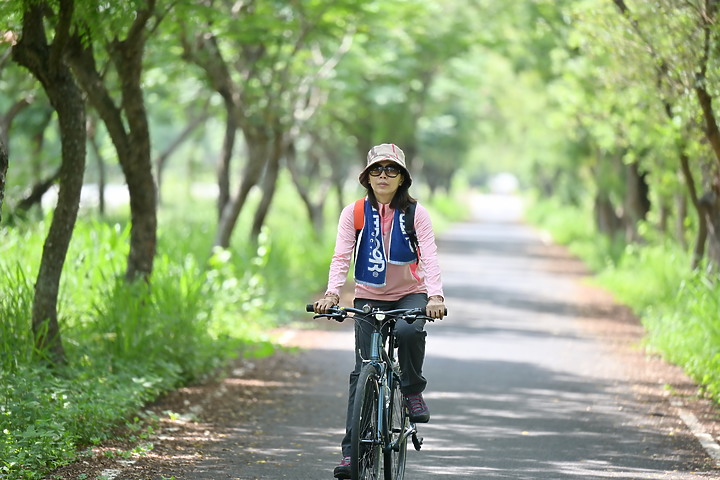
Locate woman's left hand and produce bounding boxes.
[426,295,446,320]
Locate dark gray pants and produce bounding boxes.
[341,293,428,456]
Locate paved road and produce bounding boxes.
[189,194,719,480]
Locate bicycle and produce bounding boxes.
[306,303,441,480]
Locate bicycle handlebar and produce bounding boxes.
[305,303,446,321]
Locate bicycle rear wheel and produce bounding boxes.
[384,370,408,480]
[351,365,381,480]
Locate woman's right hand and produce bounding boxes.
[314,293,339,314]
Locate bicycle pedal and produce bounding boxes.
[412,432,423,451]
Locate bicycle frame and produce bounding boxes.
[355,309,424,480]
[360,315,412,455]
[361,322,388,453]
[306,303,436,480]
[361,315,417,456]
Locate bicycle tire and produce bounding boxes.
[351,364,381,480]
[384,369,408,480]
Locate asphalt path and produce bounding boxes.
[188,194,719,480]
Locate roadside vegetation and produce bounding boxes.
[526,198,720,401]
[0,182,318,479]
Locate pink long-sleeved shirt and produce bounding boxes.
[325,201,444,301]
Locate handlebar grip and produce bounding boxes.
[306,304,315,312]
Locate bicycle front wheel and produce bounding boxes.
[384,370,408,480]
[351,365,381,480]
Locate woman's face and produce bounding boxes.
[368,160,404,203]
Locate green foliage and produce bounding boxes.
[0,263,34,371]
[0,183,336,479]
[527,197,720,405]
[0,362,171,479]
[595,243,689,313]
[597,246,720,399]
[524,194,625,271]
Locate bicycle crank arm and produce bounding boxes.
[386,424,418,453]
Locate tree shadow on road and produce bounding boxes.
[417,355,713,479]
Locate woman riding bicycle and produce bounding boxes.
[313,143,446,479]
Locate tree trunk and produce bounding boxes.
[675,192,688,250]
[701,174,720,270]
[658,203,668,234]
[623,162,650,243]
[13,0,87,365]
[214,130,268,248]
[679,153,708,269]
[250,134,283,241]
[87,116,106,215]
[286,142,328,236]
[67,4,157,281]
[594,193,622,237]
[695,0,720,169]
[178,30,239,222]
[0,137,7,223]
[217,92,237,220]
[112,21,157,281]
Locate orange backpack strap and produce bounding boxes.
[353,198,365,232]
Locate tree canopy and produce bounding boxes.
[3,0,720,363]
[6,2,720,477]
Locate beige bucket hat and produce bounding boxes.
[359,143,412,187]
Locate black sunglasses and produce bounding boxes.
[368,165,401,178]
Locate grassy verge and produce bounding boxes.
[0,178,466,480]
[525,195,720,402]
[0,184,332,479]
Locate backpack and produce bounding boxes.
[353,198,420,259]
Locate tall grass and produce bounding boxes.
[597,245,720,398]
[0,180,336,479]
[525,195,720,403]
[0,264,34,370]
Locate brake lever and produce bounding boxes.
[313,313,345,323]
[403,314,418,324]
[404,314,436,324]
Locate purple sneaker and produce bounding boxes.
[333,456,351,479]
[405,393,430,423]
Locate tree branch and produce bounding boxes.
[694,0,720,165]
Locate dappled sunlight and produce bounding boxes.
[221,378,294,388]
[547,460,689,479]
[407,352,700,479]
[272,327,355,351]
[414,463,501,476]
